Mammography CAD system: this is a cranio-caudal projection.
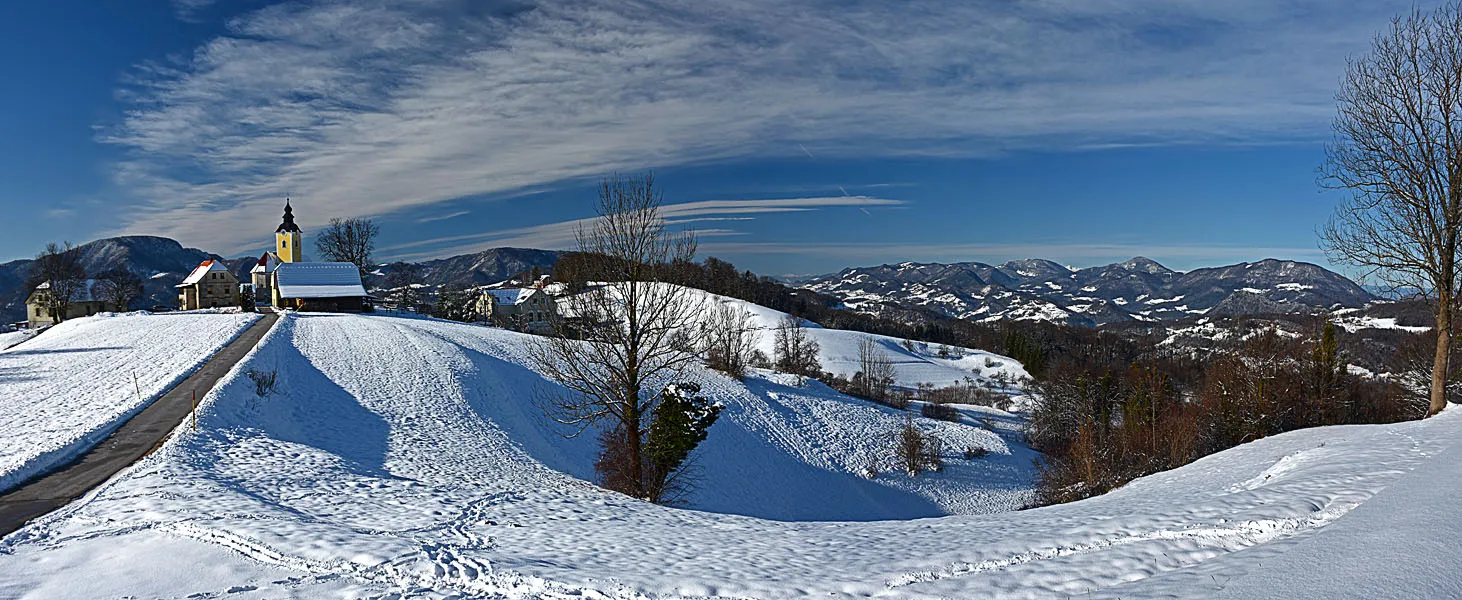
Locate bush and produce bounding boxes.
[894,416,943,476]
[247,369,278,398]
[920,402,960,422]
[593,382,724,505]
[963,446,989,460]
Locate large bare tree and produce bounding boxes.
[1321,3,1462,416]
[28,242,87,324]
[532,172,699,501]
[96,267,144,312]
[314,217,380,279]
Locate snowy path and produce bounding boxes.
[0,313,1457,599]
[0,311,261,493]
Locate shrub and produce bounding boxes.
[894,416,943,476]
[920,402,960,422]
[247,369,278,398]
[595,382,724,505]
[963,446,989,460]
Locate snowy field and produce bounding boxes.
[0,311,260,492]
[1,311,1460,598]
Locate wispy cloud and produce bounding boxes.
[106,0,1419,255]
[700,241,1329,272]
[417,210,470,224]
[380,195,904,261]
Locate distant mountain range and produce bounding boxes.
[0,236,560,324]
[801,257,1373,327]
[2,236,1372,329]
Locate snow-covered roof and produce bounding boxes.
[178,260,231,286]
[484,288,539,306]
[275,262,367,299]
[31,279,105,303]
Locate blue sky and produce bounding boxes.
[0,1,1436,277]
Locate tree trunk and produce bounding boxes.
[626,392,644,498]
[1431,298,1452,416]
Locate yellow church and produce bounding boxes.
[250,200,370,312]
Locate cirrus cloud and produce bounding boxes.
[106,0,1426,257]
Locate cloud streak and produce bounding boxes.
[381,195,905,261]
[700,241,1330,273]
[105,0,1424,256]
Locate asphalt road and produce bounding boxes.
[0,312,279,538]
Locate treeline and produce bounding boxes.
[1027,319,1424,505]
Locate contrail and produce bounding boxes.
[799,143,815,158]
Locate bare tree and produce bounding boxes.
[773,315,821,378]
[700,300,760,378]
[856,337,897,402]
[894,415,943,476]
[28,242,86,324]
[1322,3,1462,416]
[315,217,380,279]
[532,172,700,501]
[96,268,143,312]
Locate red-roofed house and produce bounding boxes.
[176,260,239,310]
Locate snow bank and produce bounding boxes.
[0,311,260,492]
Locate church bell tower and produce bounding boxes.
[275,199,303,262]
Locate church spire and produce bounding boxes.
[276,198,302,233]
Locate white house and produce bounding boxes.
[476,287,556,332]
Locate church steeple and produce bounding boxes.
[276,198,302,233]
[275,199,303,262]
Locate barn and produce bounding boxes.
[272,262,369,312]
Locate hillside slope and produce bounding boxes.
[1,310,1459,598]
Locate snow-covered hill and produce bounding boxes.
[690,289,1028,388]
[1,308,1458,598]
[804,257,1372,326]
[0,311,260,492]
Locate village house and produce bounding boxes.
[25,280,108,330]
[249,251,280,305]
[176,260,240,310]
[476,287,556,332]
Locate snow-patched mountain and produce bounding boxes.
[804,257,1372,326]
[374,247,560,289]
[0,236,242,323]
